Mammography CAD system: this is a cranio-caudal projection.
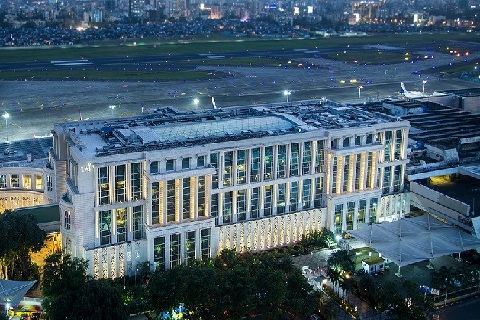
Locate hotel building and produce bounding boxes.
[51,101,409,278]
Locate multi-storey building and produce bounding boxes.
[52,101,409,278]
[0,138,56,213]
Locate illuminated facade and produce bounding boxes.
[52,102,409,278]
[0,138,57,213]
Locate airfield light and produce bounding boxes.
[2,112,9,142]
[109,105,116,117]
[284,90,291,102]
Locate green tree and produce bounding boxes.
[0,210,45,280]
[42,253,127,320]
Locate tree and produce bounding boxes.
[147,250,318,319]
[42,253,127,320]
[0,210,45,280]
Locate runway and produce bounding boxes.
[0,46,479,141]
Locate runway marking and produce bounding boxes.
[51,60,92,66]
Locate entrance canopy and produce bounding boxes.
[349,214,480,267]
[0,279,36,307]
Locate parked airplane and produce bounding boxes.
[400,82,428,98]
[400,82,445,99]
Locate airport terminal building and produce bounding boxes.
[49,101,409,278]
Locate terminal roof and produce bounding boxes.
[54,101,397,158]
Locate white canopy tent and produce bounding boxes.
[349,214,480,271]
[0,279,36,309]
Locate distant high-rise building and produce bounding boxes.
[129,0,144,18]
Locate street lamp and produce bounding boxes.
[284,90,292,102]
[422,80,427,93]
[193,98,200,107]
[358,85,363,99]
[109,105,116,117]
[2,112,9,142]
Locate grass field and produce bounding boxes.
[1,32,479,63]
[1,32,479,81]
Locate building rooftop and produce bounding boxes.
[438,87,480,98]
[402,105,480,151]
[0,137,52,167]
[55,101,399,158]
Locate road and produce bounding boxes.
[435,295,480,320]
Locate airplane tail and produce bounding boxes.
[400,82,407,94]
[212,97,217,109]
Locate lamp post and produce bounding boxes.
[422,80,427,93]
[109,105,116,117]
[2,112,9,142]
[284,90,291,102]
[358,85,363,99]
[193,98,200,108]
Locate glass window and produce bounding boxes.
[166,159,175,171]
[290,143,299,176]
[314,177,323,207]
[10,174,19,188]
[64,210,71,230]
[166,180,176,223]
[0,175,6,188]
[183,178,191,220]
[332,157,338,194]
[277,183,286,214]
[358,200,366,226]
[344,155,350,193]
[302,142,312,175]
[367,152,374,189]
[395,130,403,160]
[116,208,127,243]
[289,181,298,212]
[237,150,247,185]
[263,146,274,181]
[99,210,111,245]
[131,162,142,201]
[224,151,233,187]
[366,134,373,144]
[35,175,42,190]
[153,236,165,270]
[393,165,402,192]
[347,202,355,230]
[115,165,126,202]
[302,179,311,209]
[383,166,392,194]
[152,182,160,225]
[250,147,260,182]
[98,167,109,205]
[198,176,206,217]
[197,155,205,168]
[355,135,361,146]
[210,153,219,189]
[315,140,324,173]
[277,145,287,178]
[264,185,273,216]
[182,157,190,169]
[150,161,159,174]
[185,231,196,265]
[201,228,211,260]
[237,189,247,221]
[334,204,343,234]
[170,233,181,268]
[211,193,219,225]
[133,205,144,240]
[250,187,260,219]
[47,176,53,192]
[23,175,31,189]
[384,131,393,162]
[355,154,362,191]
[343,138,350,148]
[223,191,233,223]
